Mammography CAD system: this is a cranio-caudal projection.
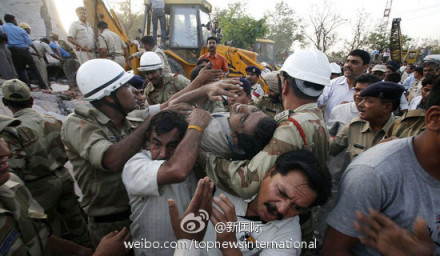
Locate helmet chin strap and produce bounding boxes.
[101,91,127,116]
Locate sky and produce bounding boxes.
[54,0,440,51]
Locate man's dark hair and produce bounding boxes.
[196,58,210,66]
[3,98,32,109]
[349,49,370,65]
[190,65,205,81]
[140,36,156,47]
[426,76,440,108]
[407,64,415,70]
[354,74,380,86]
[414,67,424,76]
[147,110,188,141]
[385,72,401,83]
[236,116,277,159]
[422,74,439,87]
[386,64,396,73]
[239,78,251,95]
[207,36,217,43]
[4,14,15,23]
[97,21,108,29]
[40,38,50,44]
[423,61,439,69]
[283,72,322,100]
[271,150,331,207]
[0,19,3,26]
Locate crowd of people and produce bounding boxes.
[0,4,439,256]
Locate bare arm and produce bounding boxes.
[322,226,358,256]
[102,117,151,172]
[169,78,242,106]
[157,109,211,185]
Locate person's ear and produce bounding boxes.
[425,106,440,132]
[264,166,276,179]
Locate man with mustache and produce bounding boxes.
[329,81,404,163]
[199,36,229,74]
[139,52,190,105]
[201,150,331,256]
[318,49,370,122]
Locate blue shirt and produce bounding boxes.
[49,43,71,59]
[1,23,33,48]
[402,73,416,91]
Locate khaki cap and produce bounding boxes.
[2,79,31,101]
[262,71,280,94]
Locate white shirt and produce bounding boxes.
[318,76,354,122]
[409,96,422,110]
[251,83,265,103]
[326,102,359,137]
[122,151,198,256]
[201,189,301,256]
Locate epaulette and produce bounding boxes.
[126,116,144,123]
[274,110,294,123]
[402,109,425,120]
[74,104,94,118]
[349,116,366,125]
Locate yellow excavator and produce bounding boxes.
[83,0,268,91]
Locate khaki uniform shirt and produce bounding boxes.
[204,103,329,199]
[0,173,49,256]
[68,20,95,50]
[97,29,126,55]
[385,109,425,138]
[254,95,284,118]
[61,104,143,217]
[330,115,396,162]
[1,108,68,182]
[144,73,190,104]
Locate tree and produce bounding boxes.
[265,1,304,62]
[344,9,372,53]
[306,0,345,53]
[366,21,389,51]
[214,1,268,49]
[115,0,144,40]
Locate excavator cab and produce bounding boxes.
[142,0,212,76]
[255,39,278,71]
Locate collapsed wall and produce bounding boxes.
[0,0,66,39]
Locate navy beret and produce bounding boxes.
[128,75,145,89]
[360,81,404,101]
[245,65,261,76]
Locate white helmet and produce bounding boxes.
[76,59,134,101]
[330,62,341,74]
[138,52,163,72]
[280,49,331,97]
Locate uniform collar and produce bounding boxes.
[13,108,34,117]
[293,102,318,112]
[360,114,395,133]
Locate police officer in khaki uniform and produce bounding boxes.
[0,115,131,255]
[200,49,332,245]
[330,81,404,162]
[139,51,190,104]
[246,65,265,103]
[97,21,128,68]
[1,79,90,246]
[61,59,157,248]
[254,71,284,117]
[68,7,95,64]
[385,109,426,139]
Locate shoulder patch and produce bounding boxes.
[74,104,94,118]
[274,110,294,123]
